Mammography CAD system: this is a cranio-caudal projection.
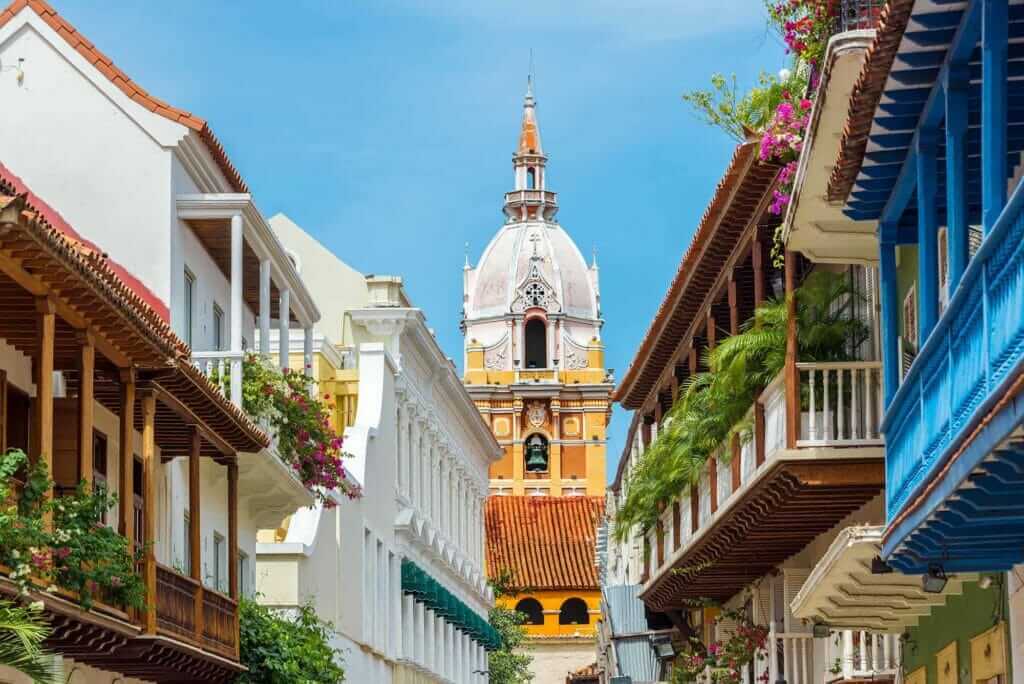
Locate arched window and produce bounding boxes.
[515,598,544,625]
[524,434,549,473]
[559,597,590,625]
[524,319,546,369]
[527,167,536,189]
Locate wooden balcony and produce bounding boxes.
[882,180,1024,572]
[640,364,885,610]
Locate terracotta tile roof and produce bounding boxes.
[485,496,604,591]
[0,0,248,195]
[826,0,915,203]
[614,142,780,410]
[0,166,268,452]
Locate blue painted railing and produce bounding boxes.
[883,175,1024,520]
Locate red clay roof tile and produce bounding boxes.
[485,496,604,591]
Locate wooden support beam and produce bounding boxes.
[784,251,799,449]
[731,435,741,491]
[706,314,716,351]
[34,297,55,522]
[752,240,765,310]
[189,428,204,643]
[709,458,718,514]
[140,390,157,635]
[0,369,7,454]
[78,331,95,490]
[690,484,699,534]
[728,275,739,336]
[118,369,135,543]
[755,400,766,467]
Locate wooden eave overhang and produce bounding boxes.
[640,458,884,609]
[0,185,268,455]
[0,576,243,683]
[826,0,917,204]
[614,143,780,410]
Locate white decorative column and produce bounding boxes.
[397,403,408,497]
[278,288,290,371]
[402,593,415,661]
[432,444,442,522]
[229,213,244,406]
[410,414,421,508]
[259,258,271,357]
[390,554,401,659]
[303,326,313,377]
[439,454,449,537]
[423,431,433,520]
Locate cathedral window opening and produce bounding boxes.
[524,433,549,473]
[559,597,590,625]
[515,597,544,625]
[524,318,547,368]
[527,167,536,189]
[524,282,548,308]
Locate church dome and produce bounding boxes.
[464,78,600,325]
[467,221,598,320]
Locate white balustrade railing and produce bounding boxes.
[825,630,899,681]
[192,350,245,406]
[769,631,814,684]
[796,361,884,447]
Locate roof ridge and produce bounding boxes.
[0,0,248,194]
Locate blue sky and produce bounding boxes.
[59,0,785,481]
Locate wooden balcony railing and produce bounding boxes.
[647,362,885,579]
[155,564,199,642]
[796,361,884,447]
[769,632,815,684]
[202,588,240,660]
[883,180,1024,521]
[192,349,245,406]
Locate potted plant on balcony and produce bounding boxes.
[229,353,362,507]
[0,449,145,611]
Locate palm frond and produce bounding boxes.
[0,601,60,684]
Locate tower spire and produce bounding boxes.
[518,74,542,156]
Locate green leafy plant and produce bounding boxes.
[0,599,59,683]
[487,570,533,684]
[671,608,768,684]
[682,68,809,143]
[614,271,869,538]
[0,449,145,610]
[238,597,345,684]
[217,354,361,506]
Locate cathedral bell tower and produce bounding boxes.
[463,79,613,672]
[462,78,612,498]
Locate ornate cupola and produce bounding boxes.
[504,77,558,222]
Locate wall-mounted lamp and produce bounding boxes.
[922,564,948,594]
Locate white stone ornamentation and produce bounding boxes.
[526,401,547,429]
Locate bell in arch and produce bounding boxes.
[525,434,549,472]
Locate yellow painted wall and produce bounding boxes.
[499,590,601,638]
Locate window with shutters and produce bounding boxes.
[903,285,918,351]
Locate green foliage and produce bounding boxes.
[238,597,345,684]
[487,570,533,684]
[671,608,768,684]
[681,68,808,142]
[0,449,145,610]
[217,354,361,505]
[614,271,869,538]
[0,600,59,683]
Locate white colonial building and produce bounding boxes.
[257,215,502,683]
[0,3,321,681]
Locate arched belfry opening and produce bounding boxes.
[525,434,549,473]
[524,318,546,368]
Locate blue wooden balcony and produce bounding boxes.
[837,0,1024,573]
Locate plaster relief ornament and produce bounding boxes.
[565,348,588,370]
[484,338,509,370]
[526,401,547,428]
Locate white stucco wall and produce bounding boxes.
[0,13,181,307]
[527,639,597,684]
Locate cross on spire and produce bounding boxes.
[528,233,541,258]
